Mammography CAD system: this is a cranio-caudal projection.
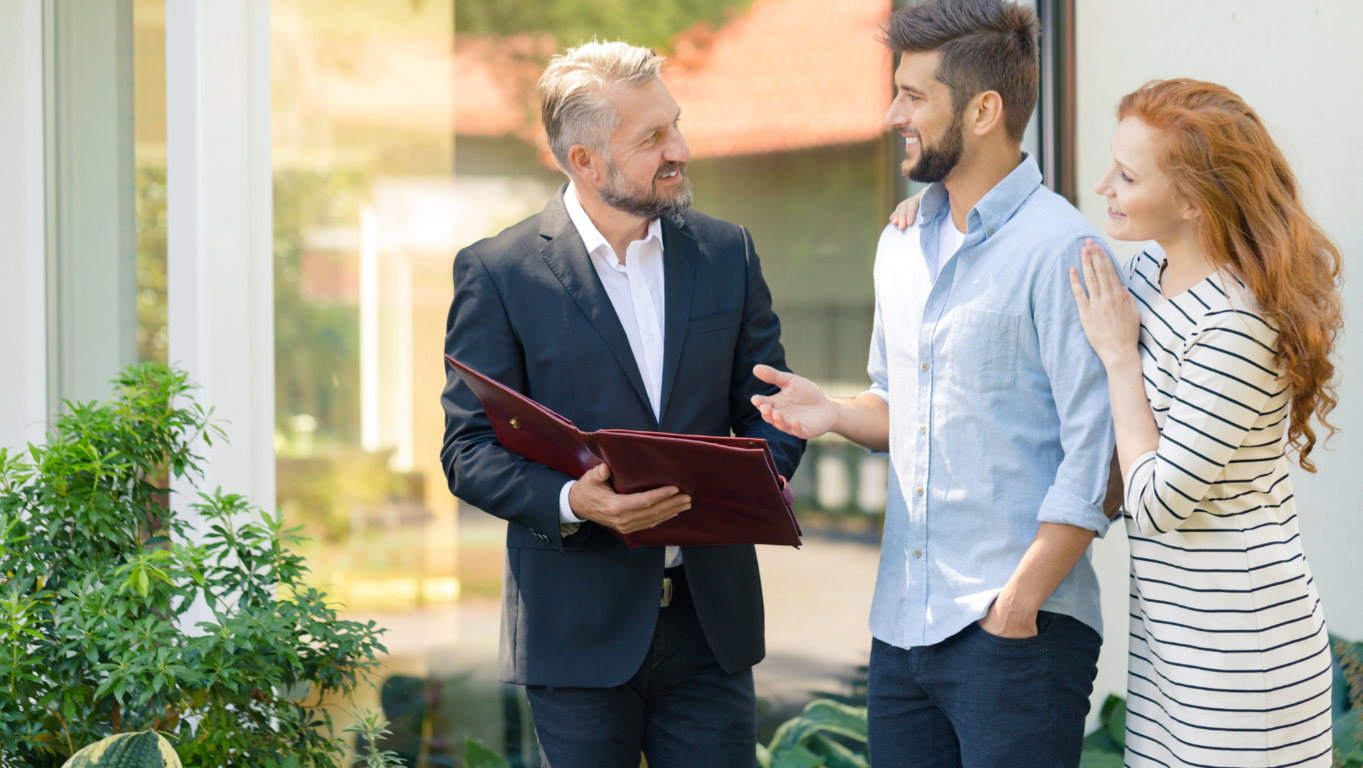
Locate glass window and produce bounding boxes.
[43,0,167,411]
[267,0,958,762]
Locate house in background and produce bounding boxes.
[449,0,899,387]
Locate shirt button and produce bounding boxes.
[913,549,922,558]
[915,487,924,496]
[920,363,929,371]
[919,425,927,434]
[987,228,995,236]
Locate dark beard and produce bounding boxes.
[903,110,965,184]
[599,160,693,220]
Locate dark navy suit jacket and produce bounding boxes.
[439,186,804,687]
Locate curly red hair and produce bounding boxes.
[1118,78,1343,471]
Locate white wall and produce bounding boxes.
[0,0,49,452]
[1076,0,1363,725]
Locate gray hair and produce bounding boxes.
[537,41,666,176]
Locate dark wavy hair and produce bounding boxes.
[882,0,1041,141]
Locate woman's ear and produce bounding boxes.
[1180,200,1201,222]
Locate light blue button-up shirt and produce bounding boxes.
[865,157,1116,649]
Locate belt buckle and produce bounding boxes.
[661,577,673,608]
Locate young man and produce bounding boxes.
[753,1,1117,765]
[439,42,803,768]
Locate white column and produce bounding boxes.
[48,0,139,408]
[360,206,381,453]
[166,0,275,522]
[0,0,50,452]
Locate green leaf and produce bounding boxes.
[772,744,826,768]
[805,733,868,768]
[1336,711,1363,758]
[61,730,182,768]
[464,737,513,768]
[1080,725,1121,754]
[1078,750,1126,768]
[798,700,868,743]
[766,699,868,756]
[1103,697,1127,749]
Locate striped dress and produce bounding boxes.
[1120,246,1333,768]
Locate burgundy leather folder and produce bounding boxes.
[447,355,802,548]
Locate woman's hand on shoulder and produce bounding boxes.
[889,189,926,231]
[1070,239,1141,369]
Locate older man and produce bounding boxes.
[439,42,803,767]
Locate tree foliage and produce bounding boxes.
[454,0,754,51]
[0,363,387,766]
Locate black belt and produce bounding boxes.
[661,566,689,608]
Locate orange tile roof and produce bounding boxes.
[289,34,455,134]
[660,0,893,157]
[290,0,893,158]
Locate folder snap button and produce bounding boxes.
[510,418,522,430]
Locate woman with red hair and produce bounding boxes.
[1073,79,1340,767]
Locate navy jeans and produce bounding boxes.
[525,570,757,768]
[867,610,1101,768]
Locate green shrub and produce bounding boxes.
[757,699,868,768]
[0,363,388,766]
[1078,695,1126,768]
[1336,638,1363,768]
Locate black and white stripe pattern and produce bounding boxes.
[1120,247,1332,768]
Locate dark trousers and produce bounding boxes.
[867,610,1101,768]
[525,569,757,768]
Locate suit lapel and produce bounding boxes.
[658,215,697,422]
[538,189,653,418]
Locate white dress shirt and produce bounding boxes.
[559,183,682,569]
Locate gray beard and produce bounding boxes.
[598,160,693,220]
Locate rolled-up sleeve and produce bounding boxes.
[1032,236,1119,537]
[863,289,890,406]
[857,274,891,459]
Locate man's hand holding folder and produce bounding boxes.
[568,463,692,535]
[447,355,801,548]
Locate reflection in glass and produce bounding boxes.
[273,0,895,761]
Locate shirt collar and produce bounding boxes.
[564,182,664,266]
[915,153,1044,241]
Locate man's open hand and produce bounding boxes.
[567,463,692,535]
[750,365,837,440]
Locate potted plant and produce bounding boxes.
[0,363,389,766]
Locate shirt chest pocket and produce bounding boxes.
[945,307,1019,392]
